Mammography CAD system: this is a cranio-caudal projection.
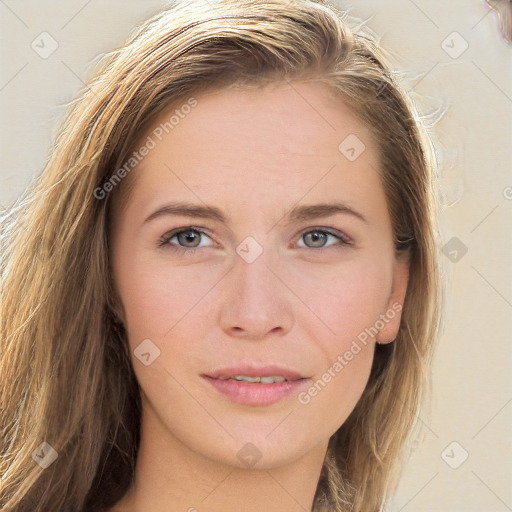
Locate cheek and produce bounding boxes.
[296,343,375,433]
[289,265,385,436]
[292,254,392,346]
[289,256,390,415]
[265,258,390,426]
[114,248,211,341]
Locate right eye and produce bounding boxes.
[159,226,215,254]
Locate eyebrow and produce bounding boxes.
[143,201,368,226]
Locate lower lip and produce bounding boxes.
[203,376,309,406]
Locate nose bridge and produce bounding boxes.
[236,242,277,301]
[218,237,293,339]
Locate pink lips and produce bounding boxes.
[202,364,310,406]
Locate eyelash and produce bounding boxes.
[158,225,352,255]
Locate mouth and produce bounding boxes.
[202,364,310,406]
[218,375,289,383]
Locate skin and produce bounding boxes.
[109,80,410,512]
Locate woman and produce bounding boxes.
[0,0,443,510]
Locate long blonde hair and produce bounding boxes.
[0,1,443,510]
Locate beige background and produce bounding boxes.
[1,1,511,510]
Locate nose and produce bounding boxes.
[218,248,294,341]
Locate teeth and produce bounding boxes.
[233,375,260,383]
[260,376,286,383]
[230,375,286,384]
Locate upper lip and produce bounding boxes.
[204,364,306,382]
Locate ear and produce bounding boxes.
[376,251,410,344]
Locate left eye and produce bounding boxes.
[297,229,350,249]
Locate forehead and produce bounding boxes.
[146,81,376,161]
[116,81,385,224]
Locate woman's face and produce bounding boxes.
[111,81,409,469]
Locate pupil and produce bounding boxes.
[308,232,326,247]
[181,231,199,247]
